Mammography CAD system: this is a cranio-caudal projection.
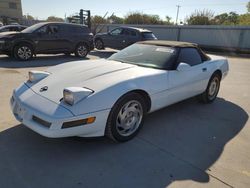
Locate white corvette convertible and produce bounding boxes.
[10,40,229,142]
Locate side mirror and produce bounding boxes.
[177,62,191,71]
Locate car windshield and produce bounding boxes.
[21,23,45,33]
[108,44,177,70]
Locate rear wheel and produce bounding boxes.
[105,93,147,142]
[14,43,33,61]
[95,39,104,50]
[75,43,88,58]
[199,73,221,103]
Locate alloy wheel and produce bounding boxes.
[116,100,143,137]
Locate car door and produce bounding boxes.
[167,48,210,103]
[35,24,62,52]
[52,24,71,51]
[104,28,126,49]
[121,29,139,48]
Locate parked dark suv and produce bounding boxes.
[94,27,157,50]
[0,22,94,60]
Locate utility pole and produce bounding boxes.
[175,5,181,25]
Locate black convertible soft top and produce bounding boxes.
[138,40,198,48]
[138,40,210,62]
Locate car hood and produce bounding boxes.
[28,59,164,105]
[0,31,21,38]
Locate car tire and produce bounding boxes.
[14,43,33,61]
[198,73,221,103]
[105,93,147,142]
[75,43,89,58]
[95,39,104,50]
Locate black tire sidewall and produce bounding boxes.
[106,93,147,142]
[75,43,88,58]
[95,39,104,50]
[203,73,221,103]
[14,43,33,61]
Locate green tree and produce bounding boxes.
[186,10,214,25]
[91,15,107,35]
[23,14,35,20]
[107,15,124,24]
[213,12,239,25]
[92,15,107,24]
[147,15,163,24]
[46,16,64,22]
[164,16,174,25]
[247,1,250,12]
[239,14,250,25]
[124,12,164,25]
[124,12,145,24]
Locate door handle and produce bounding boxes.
[202,68,207,72]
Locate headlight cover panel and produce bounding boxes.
[63,87,94,106]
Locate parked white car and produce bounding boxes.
[10,40,229,142]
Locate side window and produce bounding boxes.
[2,28,10,32]
[130,30,137,37]
[36,25,47,34]
[36,25,59,34]
[48,25,59,34]
[178,48,202,66]
[110,28,122,35]
[122,29,130,35]
[10,27,18,31]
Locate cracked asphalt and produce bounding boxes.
[0,50,249,188]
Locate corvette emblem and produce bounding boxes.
[40,86,48,92]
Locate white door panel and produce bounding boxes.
[168,63,210,103]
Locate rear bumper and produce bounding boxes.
[10,84,110,138]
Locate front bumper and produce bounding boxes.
[10,84,110,138]
[0,42,11,54]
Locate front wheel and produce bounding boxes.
[75,43,89,58]
[105,93,147,142]
[199,73,221,103]
[14,44,33,61]
[95,39,104,50]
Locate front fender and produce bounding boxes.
[12,39,35,51]
[62,81,141,116]
[61,73,167,116]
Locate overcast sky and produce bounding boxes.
[22,0,248,22]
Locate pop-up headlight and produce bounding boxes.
[28,70,50,83]
[63,87,94,105]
